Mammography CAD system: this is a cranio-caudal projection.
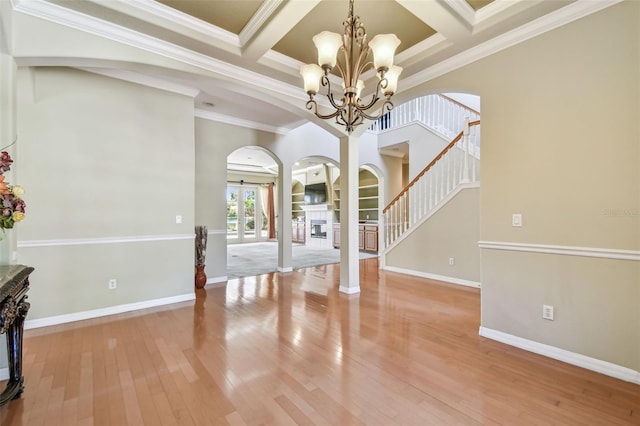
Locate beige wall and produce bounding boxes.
[16,67,196,320]
[386,187,480,283]
[410,2,639,370]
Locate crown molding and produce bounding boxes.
[474,0,531,26]
[88,0,241,49]
[447,0,476,25]
[239,0,284,46]
[401,0,623,93]
[195,108,289,135]
[11,0,302,101]
[77,67,200,97]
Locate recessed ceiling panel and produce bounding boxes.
[273,0,436,67]
[466,0,495,11]
[156,0,263,34]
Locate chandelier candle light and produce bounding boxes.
[300,0,402,133]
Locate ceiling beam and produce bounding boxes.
[396,0,472,42]
[241,0,321,61]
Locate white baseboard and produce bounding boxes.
[479,326,640,385]
[205,276,227,288]
[0,367,7,381]
[383,266,481,289]
[339,285,361,294]
[24,293,196,330]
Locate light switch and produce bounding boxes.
[176,215,182,224]
[512,213,522,227]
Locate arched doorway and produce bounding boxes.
[226,147,279,244]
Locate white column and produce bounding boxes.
[339,135,360,294]
[277,165,292,272]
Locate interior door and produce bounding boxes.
[242,188,257,241]
[226,187,239,241]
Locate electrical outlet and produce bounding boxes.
[542,304,554,320]
[108,279,117,290]
[448,257,455,266]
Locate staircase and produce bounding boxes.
[370,95,481,250]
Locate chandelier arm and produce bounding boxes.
[320,74,348,111]
[354,77,387,110]
[305,99,343,120]
[327,93,348,111]
[354,98,394,122]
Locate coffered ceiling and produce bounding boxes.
[3,0,619,135]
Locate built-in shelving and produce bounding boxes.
[292,181,305,220]
[332,169,379,222]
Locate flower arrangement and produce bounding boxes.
[195,225,208,266]
[0,151,26,230]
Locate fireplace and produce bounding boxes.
[310,220,327,239]
[302,204,333,248]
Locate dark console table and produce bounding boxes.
[0,265,33,406]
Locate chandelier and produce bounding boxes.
[299,0,402,134]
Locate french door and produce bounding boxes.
[226,185,263,243]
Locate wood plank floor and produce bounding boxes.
[1,258,638,425]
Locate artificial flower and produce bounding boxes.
[11,185,24,199]
[12,211,24,222]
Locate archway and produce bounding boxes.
[226,146,279,244]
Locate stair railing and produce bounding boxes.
[369,94,480,137]
[382,120,481,248]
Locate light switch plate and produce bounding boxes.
[176,215,182,224]
[512,213,522,227]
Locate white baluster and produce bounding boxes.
[420,177,425,219]
[394,204,398,244]
[412,185,417,226]
[408,186,413,226]
[428,173,433,210]
[383,212,387,247]
[462,118,470,183]
[403,192,408,233]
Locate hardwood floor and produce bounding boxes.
[1,258,638,425]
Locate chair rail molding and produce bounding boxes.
[478,241,640,261]
[18,234,195,248]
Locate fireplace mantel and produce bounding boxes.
[301,204,332,212]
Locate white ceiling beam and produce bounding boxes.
[241,0,321,60]
[396,0,472,42]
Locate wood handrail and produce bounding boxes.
[383,120,480,213]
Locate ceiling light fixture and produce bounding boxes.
[300,0,402,134]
